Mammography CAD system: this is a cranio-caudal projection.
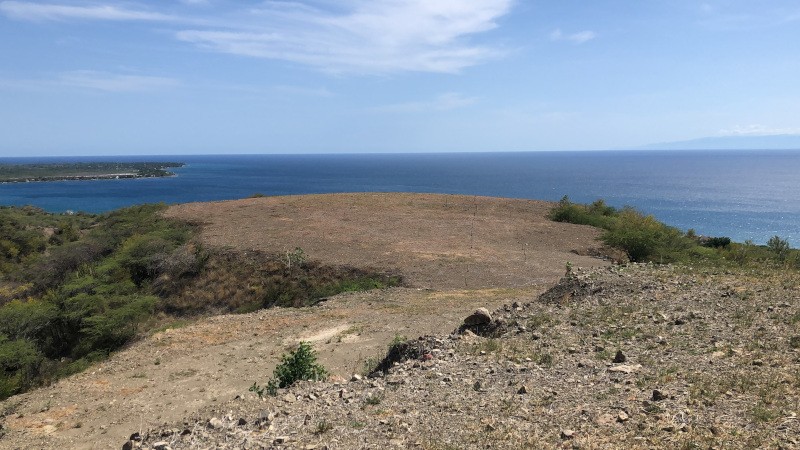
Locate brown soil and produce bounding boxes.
[0,194,610,449]
[164,193,606,289]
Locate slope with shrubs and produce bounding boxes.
[549,196,800,268]
[0,204,401,400]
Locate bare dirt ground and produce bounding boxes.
[0,194,609,449]
[164,193,606,289]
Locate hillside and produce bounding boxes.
[0,193,609,449]
[4,193,796,449]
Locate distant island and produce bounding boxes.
[0,161,184,183]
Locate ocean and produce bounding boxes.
[1,150,798,245]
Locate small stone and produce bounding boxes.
[463,307,492,326]
[274,436,290,444]
[237,418,247,426]
[652,389,668,401]
[617,411,630,422]
[568,347,578,354]
[752,359,764,366]
[152,442,171,450]
[517,385,528,394]
[560,429,575,440]
[283,393,297,403]
[351,374,363,382]
[613,350,626,363]
[207,417,224,429]
[122,441,133,450]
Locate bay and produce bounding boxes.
[1,150,798,245]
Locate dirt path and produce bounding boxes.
[0,194,609,449]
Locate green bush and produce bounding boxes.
[251,341,328,397]
[0,334,44,398]
[550,197,699,264]
[767,236,790,262]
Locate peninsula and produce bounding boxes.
[0,161,184,183]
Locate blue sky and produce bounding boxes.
[1,0,799,156]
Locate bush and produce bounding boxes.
[704,237,731,249]
[0,334,44,399]
[251,341,327,397]
[767,236,790,262]
[550,197,699,264]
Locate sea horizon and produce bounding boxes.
[2,149,799,245]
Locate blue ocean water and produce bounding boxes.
[1,150,798,245]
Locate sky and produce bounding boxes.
[1,0,799,156]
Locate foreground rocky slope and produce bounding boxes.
[129,264,800,449]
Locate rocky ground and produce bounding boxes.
[126,264,800,449]
[2,195,798,449]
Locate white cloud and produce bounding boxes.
[1,0,513,74]
[58,71,179,92]
[371,92,477,113]
[177,0,513,74]
[720,124,800,136]
[549,28,596,44]
[0,1,174,22]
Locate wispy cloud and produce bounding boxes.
[549,28,596,44]
[1,0,513,75]
[58,71,179,92]
[371,93,477,113]
[720,124,800,136]
[272,85,335,98]
[0,1,174,22]
[696,3,800,30]
[177,0,513,74]
[0,70,179,92]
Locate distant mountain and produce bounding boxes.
[639,134,800,150]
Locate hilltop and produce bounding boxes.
[1,193,797,449]
[0,193,608,449]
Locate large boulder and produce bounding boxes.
[463,307,492,327]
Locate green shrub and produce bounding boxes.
[767,236,790,262]
[251,341,327,397]
[704,237,731,248]
[0,334,44,399]
[550,197,702,264]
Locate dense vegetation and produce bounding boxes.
[0,204,400,400]
[550,196,800,267]
[0,162,184,182]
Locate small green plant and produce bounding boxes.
[251,341,328,398]
[315,419,333,434]
[285,247,307,270]
[365,392,384,405]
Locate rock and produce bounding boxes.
[122,441,133,450]
[752,359,764,366]
[652,389,668,401]
[283,393,297,403]
[608,364,641,374]
[237,417,247,426]
[274,436,290,444]
[463,308,492,326]
[152,442,171,450]
[207,417,224,429]
[617,411,630,422]
[517,385,528,394]
[613,350,626,363]
[560,429,575,440]
[351,374,363,382]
